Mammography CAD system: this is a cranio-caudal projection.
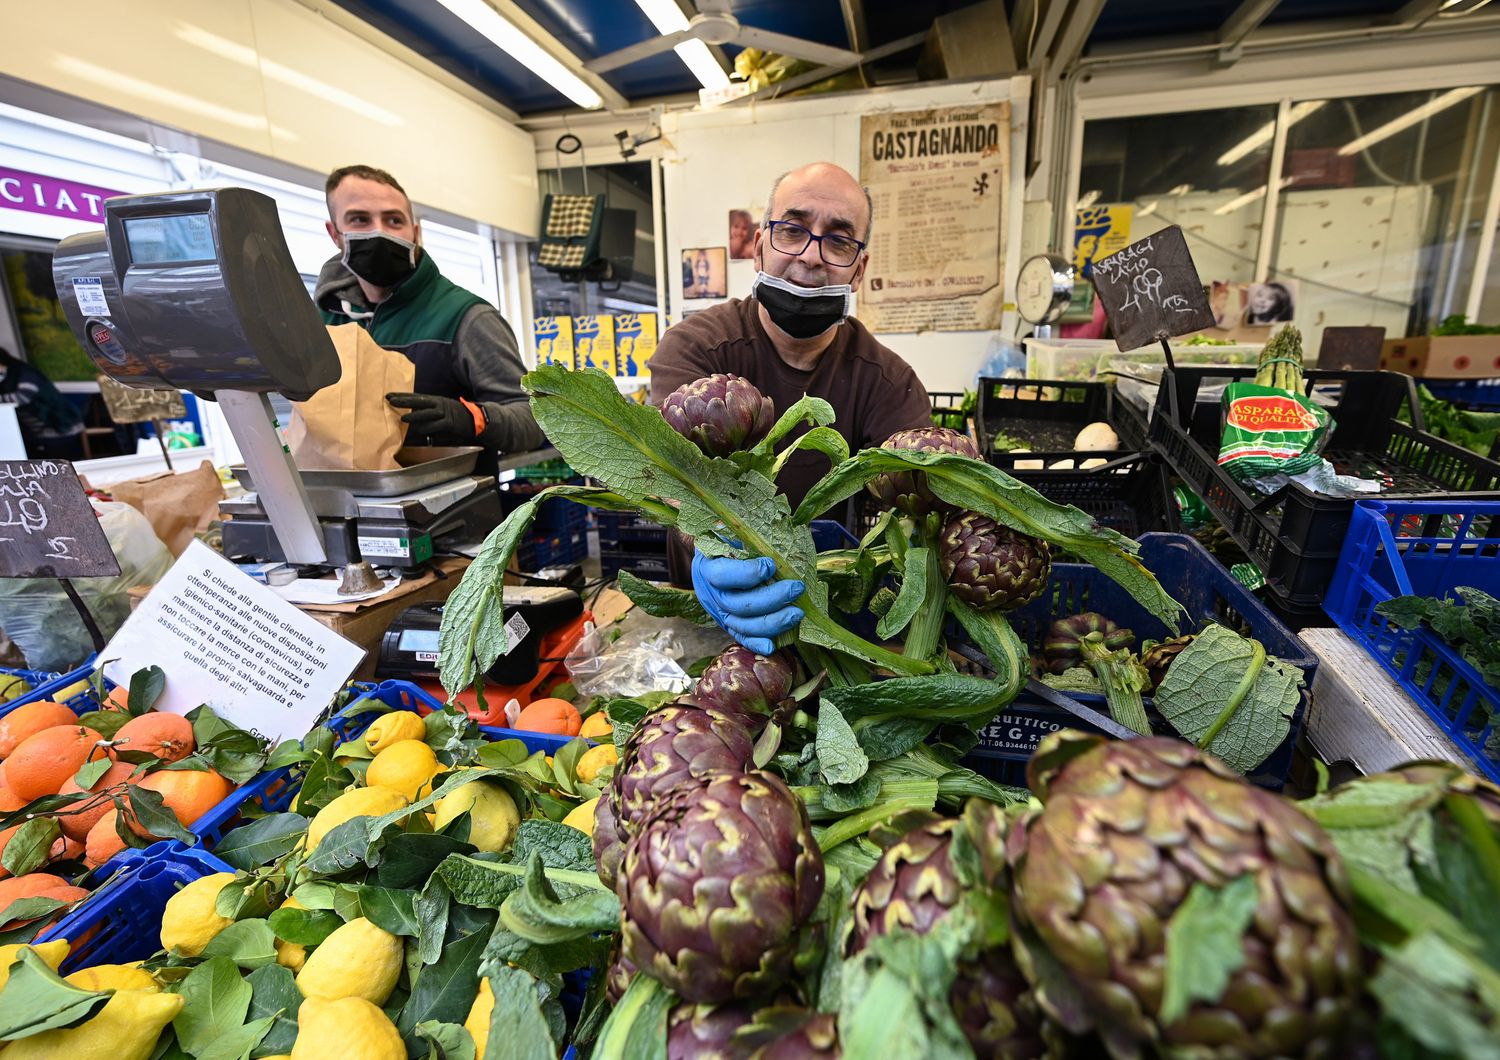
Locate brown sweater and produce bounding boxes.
[649,297,933,513]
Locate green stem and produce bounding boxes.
[1444,793,1500,899]
[813,791,936,851]
[1078,636,1152,736]
[903,542,948,663]
[799,778,937,822]
[1197,640,1266,749]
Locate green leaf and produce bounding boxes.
[615,571,711,624]
[1369,933,1500,1060]
[214,876,275,923]
[201,919,278,970]
[77,710,131,741]
[877,545,929,641]
[1,818,59,879]
[377,832,476,890]
[194,1014,276,1060]
[415,1020,476,1060]
[592,972,669,1060]
[1154,626,1300,773]
[796,447,1185,631]
[838,919,973,1059]
[509,819,599,874]
[172,956,252,1056]
[268,907,341,947]
[0,897,72,934]
[354,886,420,938]
[293,756,355,817]
[398,904,495,1036]
[243,963,300,1057]
[127,665,166,715]
[127,785,197,844]
[946,602,1029,703]
[1159,875,1259,1025]
[0,949,110,1041]
[818,774,881,815]
[498,852,620,946]
[1300,779,1442,894]
[71,757,113,791]
[815,700,869,785]
[751,394,836,458]
[771,425,849,483]
[415,875,451,966]
[214,814,309,872]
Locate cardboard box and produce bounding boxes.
[1380,335,1500,378]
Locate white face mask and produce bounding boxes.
[752,272,853,339]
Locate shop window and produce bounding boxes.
[1,247,94,381]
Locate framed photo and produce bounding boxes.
[1245,280,1298,325]
[682,247,728,299]
[728,209,755,259]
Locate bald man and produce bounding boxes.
[650,162,931,514]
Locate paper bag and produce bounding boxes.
[106,460,224,557]
[286,324,414,470]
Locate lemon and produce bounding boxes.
[562,796,599,833]
[291,996,404,1060]
[65,963,158,993]
[305,786,408,852]
[432,776,520,853]
[3,988,184,1060]
[160,872,237,956]
[365,739,439,801]
[296,916,402,1005]
[464,977,495,1059]
[579,712,612,739]
[0,939,69,990]
[0,673,32,703]
[364,711,427,754]
[575,744,618,783]
[274,896,307,973]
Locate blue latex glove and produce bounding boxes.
[692,550,805,655]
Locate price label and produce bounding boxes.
[0,461,119,579]
[1091,226,1217,351]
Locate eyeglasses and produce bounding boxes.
[765,220,866,267]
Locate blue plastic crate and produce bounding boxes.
[0,659,96,715]
[516,528,589,571]
[1324,499,1500,781]
[36,840,234,972]
[332,680,592,757]
[962,533,1316,790]
[1421,378,1500,412]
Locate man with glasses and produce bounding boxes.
[650,162,932,652]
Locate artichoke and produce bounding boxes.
[938,513,1051,612]
[741,1006,841,1059]
[866,427,981,518]
[950,948,1049,1060]
[693,647,799,728]
[1008,732,1363,1058]
[1041,612,1135,674]
[1141,634,1194,691]
[611,701,755,838]
[618,770,825,1004]
[605,949,637,1004]
[669,999,757,1060]
[592,785,627,889]
[662,373,777,457]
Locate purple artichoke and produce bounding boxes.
[693,647,799,728]
[618,770,825,1004]
[605,950,637,1004]
[1008,732,1363,1058]
[592,785,627,890]
[938,513,1051,612]
[1041,612,1134,674]
[610,701,755,839]
[662,374,777,457]
[950,948,1048,1060]
[743,1007,841,1060]
[1141,634,1194,691]
[866,427,982,518]
[668,1000,758,1060]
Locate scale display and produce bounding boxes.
[123,213,216,264]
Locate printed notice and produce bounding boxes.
[102,540,365,742]
[72,277,111,316]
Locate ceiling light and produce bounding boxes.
[1076,189,1101,209]
[634,0,691,34]
[1213,177,1293,216]
[1137,200,1159,218]
[1339,86,1484,156]
[52,55,289,135]
[434,0,602,109]
[631,0,730,91]
[1169,184,1193,196]
[1217,100,1326,167]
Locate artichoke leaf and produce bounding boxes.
[1159,875,1258,1025]
[616,571,712,625]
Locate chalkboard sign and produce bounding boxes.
[1091,226,1217,351]
[0,461,120,579]
[1319,326,1386,371]
[97,376,187,424]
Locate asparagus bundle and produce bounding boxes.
[1217,325,1332,483]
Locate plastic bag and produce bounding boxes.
[0,500,173,671]
[563,620,692,700]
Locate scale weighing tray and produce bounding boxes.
[229,446,482,497]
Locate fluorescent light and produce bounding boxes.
[1339,86,1483,156]
[634,0,691,34]
[1076,189,1101,209]
[1217,100,1326,167]
[1213,177,1293,216]
[675,39,730,90]
[52,54,296,137]
[1137,200,1159,218]
[1168,183,1193,196]
[434,0,602,109]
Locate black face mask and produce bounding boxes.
[753,272,853,340]
[342,231,418,288]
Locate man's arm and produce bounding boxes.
[452,306,547,452]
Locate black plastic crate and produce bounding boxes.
[1148,366,1500,612]
[976,377,1118,457]
[981,451,1178,539]
[928,390,971,431]
[595,509,670,550]
[601,543,671,581]
[516,528,588,571]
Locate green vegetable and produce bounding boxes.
[1433,314,1500,336]
[0,949,110,1041]
[1377,585,1500,699]
[1416,385,1500,456]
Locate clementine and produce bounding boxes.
[111,713,195,764]
[137,769,233,828]
[6,727,111,802]
[84,810,129,869]
[57,762,136,841]
[513,699,582,737]
[0,701,78,759]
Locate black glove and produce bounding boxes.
[385,392,483,445]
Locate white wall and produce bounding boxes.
[0,0,539,237]
[661,79,1031,394]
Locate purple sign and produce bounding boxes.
[0,166,123,224]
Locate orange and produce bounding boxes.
[105,686,132,712]
[137,769,233,829]
[0,873,88,928]
[0,701,78,759]
[6,727,111,802]
[111,714,195,764]
[0,781,24,813]
[48,835,83,865]
[57,762,136,841]
[513,699,581,737]
[84,810,129,869]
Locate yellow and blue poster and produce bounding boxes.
[1073,205,1133,279]
[614,313,658,377]
[534,316,575,369]
[573,315,616,375]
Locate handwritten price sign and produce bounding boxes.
[1090,226,1216,351]
[0,461,120,579]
